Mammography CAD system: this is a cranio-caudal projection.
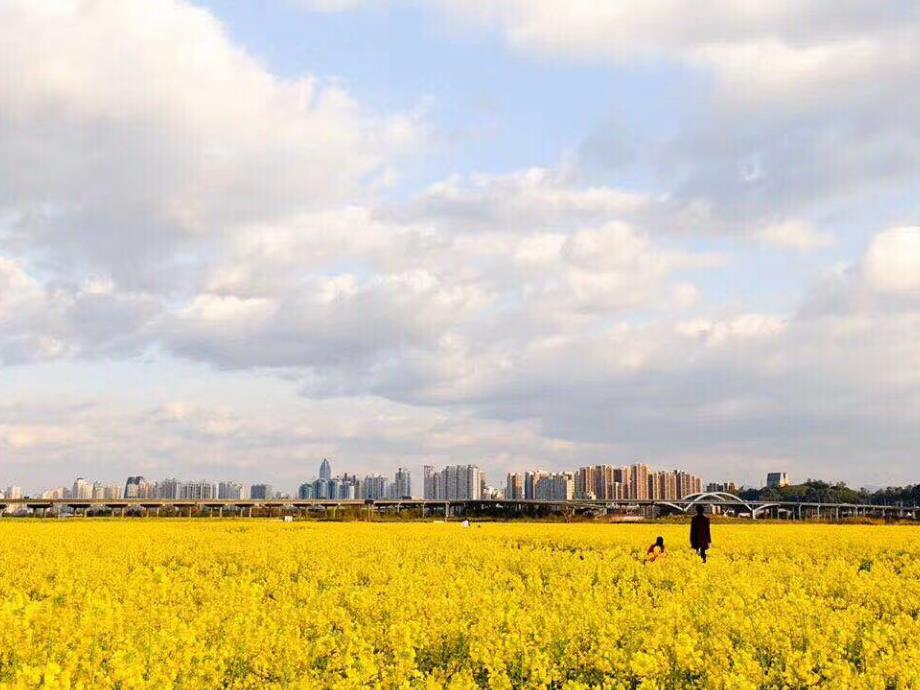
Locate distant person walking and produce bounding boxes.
[690,505,711,562]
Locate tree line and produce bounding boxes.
[738,480,920,506]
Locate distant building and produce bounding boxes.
[363,475,388,500]
[423,466,439,499]
[673,470,702,498]
[72,478,93,499]
[4,485,23,500]
[180,481,218,500]
[394,467,412,499]
[524,470,549,500]
[124,476,147,499]
[767,472,789,488]
[573,465,625,500]
[156,478,180,499]
[574,467,597,500]
[505,472,525,500]
[628,464,650,500]
[250,484,273,500]
[535,472,574,501]
[218,481,246,499]
[298,462,359,500]
[423,465,482,500]
[707,482,739,494]
[649,471,676,500]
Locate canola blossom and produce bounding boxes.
[1,521,920,689]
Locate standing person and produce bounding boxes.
[690,505,711,562]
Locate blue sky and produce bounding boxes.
[2,0,920,493]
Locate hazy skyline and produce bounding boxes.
[3,1,920,492]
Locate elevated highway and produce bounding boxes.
[0,492,916,520]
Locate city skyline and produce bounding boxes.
[8,455,918,501]
[5,458,731,501]
[3,2,920,490]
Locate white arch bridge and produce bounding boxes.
[655,491,781,518]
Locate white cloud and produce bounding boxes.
[863,226,920,293]
[0,0,421,284]
[430,1,920,105]
[757,220,835,252]
[425,2,920,224]
[386,167,650,232]
[294,0,367,11]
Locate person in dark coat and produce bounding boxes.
[690,504,711,562]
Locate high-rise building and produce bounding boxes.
[658,472,678,500]
[298,468,359,500]
[72,478,93,499]
[5,485,23,500]
[124,476,147,499]
[423,465,441,499]
[505,472,525,500]
[156,478,180,499]
[707,482,739,494]
[648,473,660,500]
[218,481,246,499]
[123,478,156,499]
[524,470,549,500]
[628,464,649,500]
[575,466,596,499]
[250,484,273,500]
[424,465,482,500]
[535,472,574,501]
[766,472,789,488]
[672,470,702,498]
[394,467,412,499]
[179,481,218,500]
[363,475,388,500]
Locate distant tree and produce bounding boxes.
[739,479,881,505]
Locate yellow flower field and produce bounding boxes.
[1,522,919,689]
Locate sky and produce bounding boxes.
[2,0,920,494]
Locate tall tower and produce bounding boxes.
[394,467,412,499]
[319,458,332,481]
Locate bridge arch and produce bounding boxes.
[680,491,756,515]
[751,503,781,517]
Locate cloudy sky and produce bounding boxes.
[2,1,920,494]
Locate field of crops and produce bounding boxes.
[1,522,919,689]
